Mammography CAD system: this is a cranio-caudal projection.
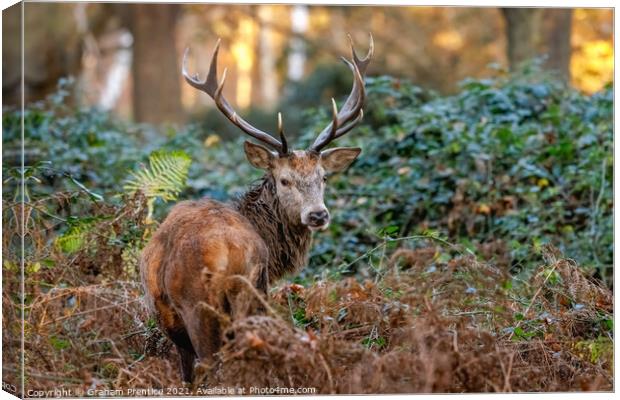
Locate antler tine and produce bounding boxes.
[214,67,228,100]
[334,33,372,121]
[329,97,339,138]
[182,40,284,152]
[277,112,288,155]
[334,57,365,124]
[333,109,364,139]
[349,32,374,74]
[309,33,373,152]
[333,34,372,125]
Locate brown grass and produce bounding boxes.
[1,190,613,395]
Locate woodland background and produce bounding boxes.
[1,4,614,395]
[2,5,613,120]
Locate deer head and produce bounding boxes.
[182,34,373,231]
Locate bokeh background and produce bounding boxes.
[2,4,613,124]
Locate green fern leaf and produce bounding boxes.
[123,150,192,220]
[54,217,102,254]
[124,150,191,201]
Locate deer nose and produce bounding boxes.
[307,210,329,226]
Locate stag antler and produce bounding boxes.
[309,33,374,152]
[182,39,287,154]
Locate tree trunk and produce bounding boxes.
[128,4,183,124]
[258,5,277,108]
[543,8,573,80]
[501,8,543,70]
[287,5,309,81]
[2,3,22,107]
[3,3,85,107]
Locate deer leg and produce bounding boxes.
[177,345,196,383]
[255,264,269,295]
[183,307,222,374]
[256,266,269,314]
[226,266,269,318]
[168,329,196,383]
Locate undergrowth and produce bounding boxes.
[3,224,613,393]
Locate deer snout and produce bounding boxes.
[305,208,330,231]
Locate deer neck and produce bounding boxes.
[235,175,312,283]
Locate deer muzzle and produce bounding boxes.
[303,207,330,231]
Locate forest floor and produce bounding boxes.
[3,243,613,395]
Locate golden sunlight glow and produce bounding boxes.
[312,8,330,29]
[176,6,611,111]
[433,30,464,51]
[571,40,613,94]
[236,75,252,109]
[571,9,614,94]
[371,11,386,33]
[231,17,256,108]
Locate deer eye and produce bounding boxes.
[280,178,290,187]
[322,176,328,183]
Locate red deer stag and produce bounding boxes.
[140,34,373,383]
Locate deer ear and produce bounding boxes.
[244,141,276,170]
[321,147,361,172]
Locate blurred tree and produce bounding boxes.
[287,5,309,82]
[2,3,21,107]
[501,8,543,69]
[127,4,183,124]
[3,4,611,111]
[2,3,112,108]
[257,5,278,108]
[3,3,84,106]
[543,8,573,80]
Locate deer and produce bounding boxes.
[140,34,373,383]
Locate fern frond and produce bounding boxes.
[123,150,192,221]
[124,150,191,202]
[54,217,102,254]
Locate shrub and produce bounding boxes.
[2,64,612,283]
[297,65,613,283]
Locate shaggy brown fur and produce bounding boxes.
[235,174,312,283]
[140,198,270,382]
[141,172,315,383]
[140,145,361,384]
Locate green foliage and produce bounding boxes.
[54,216,104,254]
[3,78,143,199]
[361,335,387,350]
[574,336,613,364]
[124,150,192,219]
[286,291,314,329]
[3,63,612,283]
[297,65,613,281]
[49,335,70,351]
